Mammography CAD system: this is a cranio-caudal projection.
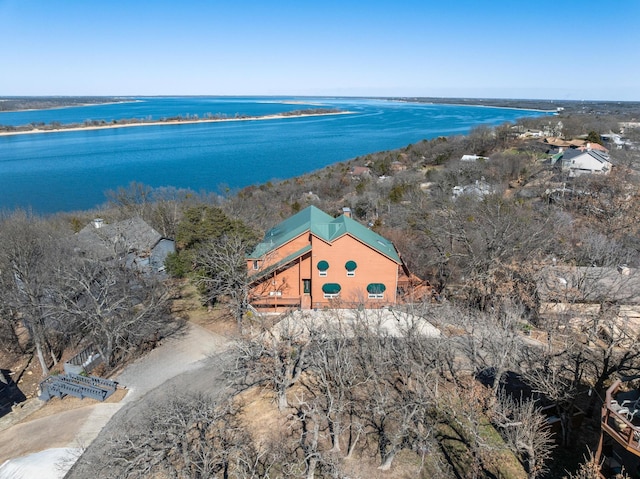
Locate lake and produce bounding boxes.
[0,97,548,214]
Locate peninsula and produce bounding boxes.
[0,108,351,136]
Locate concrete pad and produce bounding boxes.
[0,447,82,479]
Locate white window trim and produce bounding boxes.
[347,271,355,277]
[324,293,339,299]
[319,271,327,277]
[368,293,384,299]
[269,291,282,297]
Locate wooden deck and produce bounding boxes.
[600,379,640,457]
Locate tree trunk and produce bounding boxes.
[35,340,49,377]
[378,449,397,470]
[47,338,58,366]
[277,388,288,411]
[306,457,318,479]
[524,444,537,479]
[305,420,320,479]
[559,410,572,447]
[346,431,360,459]
[346,410,361,459]
[329,418,341,452]
[106,336,114,367]
[7,321,25,353]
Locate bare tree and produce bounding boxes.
[0,211,68,376]
[105,181,153,221]
[303,319,362,454]
[100,392,258,479]
[348,317,438,470]
[493,391,556,478]
[288,394,325,479]
[58,257,177,367]
[522,340,586,447]
[231,317,311,411]
[457,301,528,397]
[193,234,254,325]
[564,452,630,479]
[413,194,555,310]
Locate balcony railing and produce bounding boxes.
[600,379,640,456]
[252,296,302,309]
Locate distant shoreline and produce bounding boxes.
[391,98,558,114]
[0,110,355,137]
[1,99,140,113]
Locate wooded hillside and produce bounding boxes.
[4,107,640,478]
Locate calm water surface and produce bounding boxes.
[0,97,548,213]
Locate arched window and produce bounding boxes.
[367,283,386,299]
[317,260,329,277]
[345,260,357,277]
[322,283,341,298]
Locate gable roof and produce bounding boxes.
[561,148,611,165]
[248,206,401,263]
[538,266,640,304]
[578,142,608,153]
[75,217,165,259]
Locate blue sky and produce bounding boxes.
[1,0,639,100]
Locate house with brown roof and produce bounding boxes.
[350,165,372,179]
[246,206,421,312]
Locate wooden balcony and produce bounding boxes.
[601,379,640,457]
[251,296,302,311]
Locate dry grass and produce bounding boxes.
[235,384,451,479]
[170,280,240,337]
[21,388,128,423]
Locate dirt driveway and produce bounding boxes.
[0,322,232,478]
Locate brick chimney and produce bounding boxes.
[342,207,352,218]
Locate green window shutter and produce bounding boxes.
[367,283,386,294]
[317,260,329,271]
[322,283,342,294]
[345,260,357,271]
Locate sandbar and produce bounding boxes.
[0,110,355,137]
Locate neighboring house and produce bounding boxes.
[557,148,612,177]
[75,217,175,273]
[460,154,489,162]
[300,191,321,203]
[452,179,495,199]
[601,133,630,149]
[544,137,582,148]
[350,165,372,179]
[390,161,407,172]
[577,142,609,153]
[537,265,640,343]
[246,206,414,312]
[518,129,545,138]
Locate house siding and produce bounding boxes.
[247,207,402,312]
[310,234,398,308]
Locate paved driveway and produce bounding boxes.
[0,323,232,479]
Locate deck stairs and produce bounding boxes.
[39,372,117,402]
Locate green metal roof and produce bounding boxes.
[247,206,401,263]
[247,206,333,259]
